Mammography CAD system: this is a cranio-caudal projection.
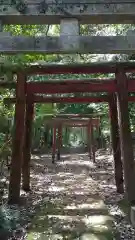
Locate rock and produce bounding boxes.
[130,205,135,227]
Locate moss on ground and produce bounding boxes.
[118,198,129,215]
[26,201,115,240]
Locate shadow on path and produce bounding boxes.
[26,153,115,240]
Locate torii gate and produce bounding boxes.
[1,63,135,205]
[1,0,135,25]
[0,1,135,53]
[0,0,135,206]
[44,116,100,163]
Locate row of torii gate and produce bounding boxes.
[2,61,135,206]
[0,0,135,206]
[32,114,100,163]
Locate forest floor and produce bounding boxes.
[0,150,135,239]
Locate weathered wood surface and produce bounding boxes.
[8,72,26,204]
[4,96,109,104]
[116,70,135,203]
[3,79,135,94]
[1,35,135,54]
[43,118,100,128]
[87,122,92,160]
[57,125,62,160]
[26,80,115,93]
[58,123,88,127]
[109,94,124,194]
[13,61,135,74]
[3,78,135,95]
[45,119,95,124]
[90,124,96,163]
[0,61,135,74]
[52,126,56,163]
[4,95,135,105]
[0,80,115,93]
[0,0,135,24]
[22,99,34,192]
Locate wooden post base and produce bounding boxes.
[117,184,124,194]
[52,154,55,164]
[57,151,61,161]
[130,206,135,227]
[92,147,96,163]
[89,152,92,160]
[22,186,31,192]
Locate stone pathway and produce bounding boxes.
[26,153,115,240]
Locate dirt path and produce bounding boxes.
[25,153,115,240]
[4,151,135,239]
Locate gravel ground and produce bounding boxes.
[92,150,135,240]
[0,150,135,239]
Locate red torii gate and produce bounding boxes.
[44,117,100,163]
[4,61,135,205]
[4,95,135,104]
[3,78,135,94]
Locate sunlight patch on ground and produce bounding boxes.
[74,190,86,195]
[57,173,73,177]
[58,154,71,158]
[26,214,113,240]
[64,201,105,210]
[31,175,45,181]
[26,208,113,239]
[48,186,65,192]
[96,155,113,161]
[91,170,113,175]
[84,215,113,227]
[73,153,88,156]
[100,184,116,189]
[31,155,41,160]
[58,160,95,168]
[47,214,82,221]
[80,233,112,240]
[27,232,112,240]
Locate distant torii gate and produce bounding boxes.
[44,117,100,163]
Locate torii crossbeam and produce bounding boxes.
[1,1,135,24]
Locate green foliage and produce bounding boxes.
[58,103,94,114]
[0,90,14,169]
[0,23,135,151]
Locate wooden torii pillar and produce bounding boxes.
[87,123,90,159]
[109,93,124,193]
[22,96,34,192]
[116,70,135,204]
[87,121,95,162]
[57,124,62,161]
[90,123,96,163]
[52,125,57,164]
[8,72,26,204]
